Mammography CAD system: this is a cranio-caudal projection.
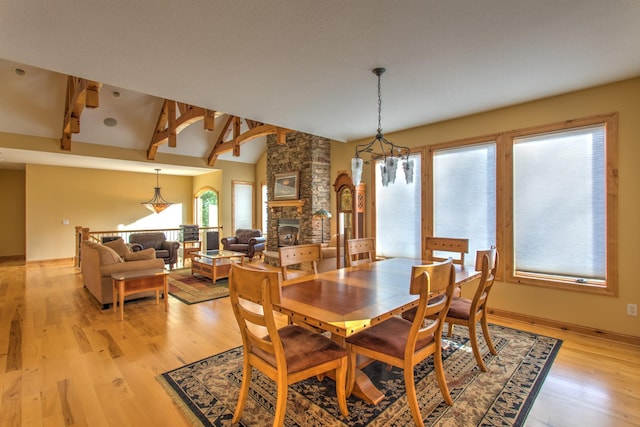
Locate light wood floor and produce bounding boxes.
[0,262,638,426]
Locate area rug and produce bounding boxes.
[158,324,561,426]
[167,269,229,305]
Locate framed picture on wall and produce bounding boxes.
[274,171,300,200]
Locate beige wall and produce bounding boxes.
[0,169,25,257]
[25,165,194,261]
[331,77,640,338]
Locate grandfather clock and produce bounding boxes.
[334,172,366,269]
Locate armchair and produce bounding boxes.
[221,229,266,260]
[129,232,180,269]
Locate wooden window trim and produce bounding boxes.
[503,113,618,296]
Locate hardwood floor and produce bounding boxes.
[0,261,638,426]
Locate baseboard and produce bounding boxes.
[0,255,26,266]
[488,308,640,347]
[25,257,75,267]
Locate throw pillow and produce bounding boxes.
[97,245,123,265]
[124,248,156,261]
[103,238,131,257]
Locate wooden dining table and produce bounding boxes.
[274,257,481,405]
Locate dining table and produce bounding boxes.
[274,257,481,405]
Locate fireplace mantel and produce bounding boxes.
[267,200,305,214]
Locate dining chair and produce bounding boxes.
[445,248,499,372]
[228,263,348,426]
[425,236,468,297]
[345,259,456,427]
[345,237,375,267]
[424,236,469,265]
[278,243,321,281]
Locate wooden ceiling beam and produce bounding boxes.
[61,77,102,150]
[207,115,234,166]
[207,120,291,166]
[147,101,221,159]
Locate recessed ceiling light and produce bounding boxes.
[14,68,26,76]
[112,91,121,98]
[103,117,118,127]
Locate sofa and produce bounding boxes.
[221,229,266,260]
[318,233,343,272]
[129,232,180,269]
[80,239,165,309]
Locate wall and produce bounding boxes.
[25,165,193,261]
[330,77,640,338]
[0,169,25,257]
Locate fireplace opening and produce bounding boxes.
[278,219,300,247]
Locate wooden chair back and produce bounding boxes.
[425,236,469,265]
[278,243,321,281]
[228,264,284,364]
[470,247,498,318]
[408,259,456,344]
[346,237,375,267]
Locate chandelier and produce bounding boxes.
[351,67,414,187]
[142,169,173,213]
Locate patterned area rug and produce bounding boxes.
[168,269,229,305]
[158,324,561,426]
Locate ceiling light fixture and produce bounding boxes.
[351,67,413,187]
[142,169,173,213]
[103,117,118,127]
[14,68,26,76]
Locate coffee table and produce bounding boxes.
[111,268,169,320]
[191,250,245,283]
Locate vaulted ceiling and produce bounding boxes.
[1,1,639,175]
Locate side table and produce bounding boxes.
[111,268,169,320]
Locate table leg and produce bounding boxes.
[119,282,125,320]
[112,279,118,314]
[329,335,385,405]
[163,274,169,311]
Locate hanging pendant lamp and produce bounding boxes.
[142,169,173,213]
[351,67,414,187]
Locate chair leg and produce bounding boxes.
[434,348,453,405]
[469,321,488,372]
[481,316,497,355]
[404,366,424,427]
[273,381,288,427]
[335,357,349,417]
[447,322,454,337]
[232,360,252,424]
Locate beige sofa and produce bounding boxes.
[80,239,165,308]
[318,234,344,272]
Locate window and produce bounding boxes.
[506,114,617,294]
[430,139,498,266]
[195,188,219,227]
[232,181,254,231]
[374,152,422,258]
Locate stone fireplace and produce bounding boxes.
[278,219,300,247]
[264,131,331,266]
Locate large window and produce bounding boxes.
[430,139,498,266]
[506,114,617,294]
[232,181,254,231]
[375,152,422,258]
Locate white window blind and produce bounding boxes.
[513,125,606,280]
[375,153,421,258]
[433,142,496,265]
[233,182,253,231]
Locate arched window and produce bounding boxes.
[194,187,219,227]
